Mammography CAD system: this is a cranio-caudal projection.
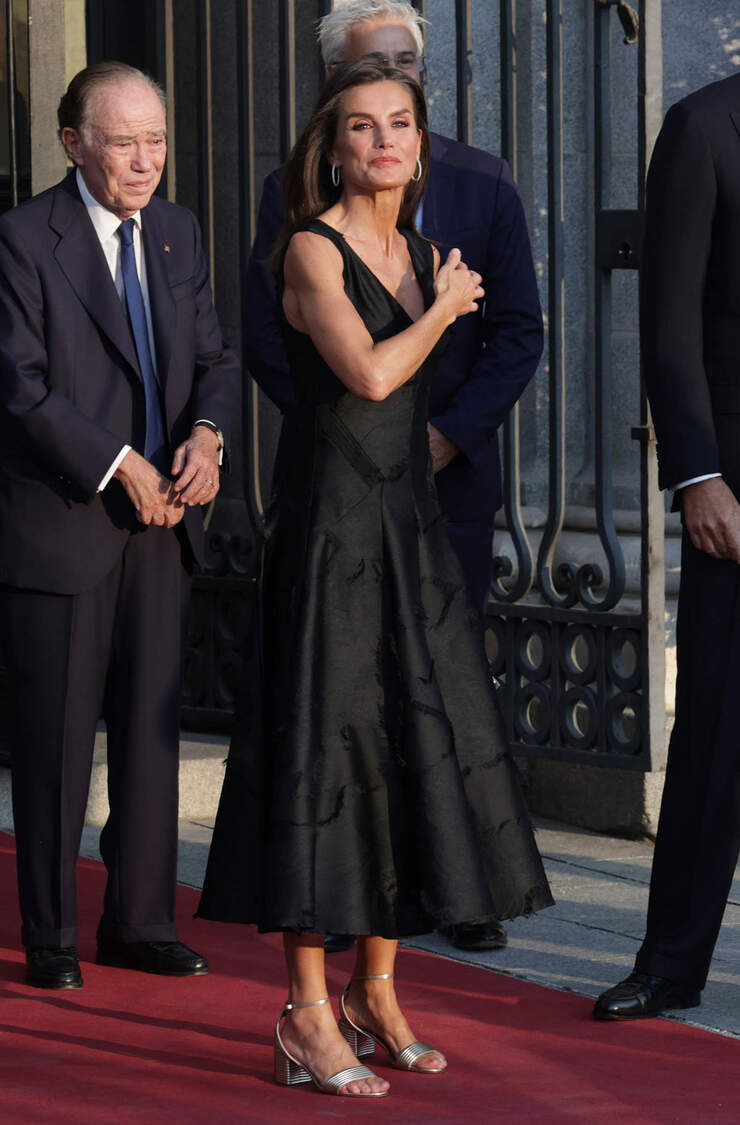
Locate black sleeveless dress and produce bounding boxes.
[197,220,553,937]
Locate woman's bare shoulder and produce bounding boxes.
[284,228,344,285]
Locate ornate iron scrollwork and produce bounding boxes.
[487,611,647,767]
[486,0,659,768]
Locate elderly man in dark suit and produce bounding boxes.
[0,61,239,989]
[594,71,740,1020]
[244,0,543,953]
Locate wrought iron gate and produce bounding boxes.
[0,1,666,775]
[485,0,665,772]
[173,0,666,773]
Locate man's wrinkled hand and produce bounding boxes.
[171,426,221,507]
[114,449,185,527]
[427,423,459,474]
[681,477,740,563]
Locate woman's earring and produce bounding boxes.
[412,157,423,183]
[331,163,341,187]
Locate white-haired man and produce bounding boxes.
[244,0,543,954]
[0,61,238,988]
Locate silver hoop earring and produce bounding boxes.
[331,163,341,187]
[412,157,423,183]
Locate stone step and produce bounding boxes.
[0,729,229,832]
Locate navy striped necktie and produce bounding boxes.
[118,218,167,471]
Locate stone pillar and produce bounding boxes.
[28,0,70,194]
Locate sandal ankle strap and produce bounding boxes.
[351,973,394,981]
[284,996,330,1011]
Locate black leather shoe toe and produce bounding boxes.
[26,946,82,990]
[593,972,701,1021]
[324,933,357,954]
[439,920,508,951]
[96,939,208,976]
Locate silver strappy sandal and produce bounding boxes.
[274,996,389,1097]
[338,973,447,1073]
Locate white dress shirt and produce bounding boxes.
[76,168,156,490]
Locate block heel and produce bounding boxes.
[338,1016,376,1059]
[340,973,447,1073]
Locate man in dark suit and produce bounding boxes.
[0,62,239,989]
[245,0,543,953]
[594,72,740,1020]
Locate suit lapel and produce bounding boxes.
[49,177,142,380]
[141,202,176,391]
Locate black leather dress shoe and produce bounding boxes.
[26,946,83,990]
[593,972,701,1020]
[439,920,508,951]
[96,939,208,976]
[324,933,357,954]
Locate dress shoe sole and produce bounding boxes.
[25,973,83,990]
[593,991,701,1021]
[96,954,208,976]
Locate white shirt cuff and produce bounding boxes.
[671,473,722,491]
[97,445,132,492]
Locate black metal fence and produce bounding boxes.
[0,1,665,774]
[153,0,668,773]
[486,0,664,772]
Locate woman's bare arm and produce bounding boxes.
[282,231,482,402]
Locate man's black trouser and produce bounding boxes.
[635,529,740,989]
[0,525,191,948]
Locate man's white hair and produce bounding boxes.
[317,1,426,65]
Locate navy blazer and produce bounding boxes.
[244,131,543,521]
[0,172,240,594]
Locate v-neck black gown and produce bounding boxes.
[197,220,553,937]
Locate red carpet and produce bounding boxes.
[0,831,738,1124]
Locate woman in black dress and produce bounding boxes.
[198,61,552,1099]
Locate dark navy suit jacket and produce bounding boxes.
[0,172,239,594]
[641,73,740,498]
[244,131,543,524]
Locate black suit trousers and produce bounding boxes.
[0,524,191,948]
[635,529,740,988]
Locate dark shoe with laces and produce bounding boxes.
[324,933,357,954]
[96,939,208,976]
[26,946,83,989]
[439,920,508,951]
[593,972,701,1021]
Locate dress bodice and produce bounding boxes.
[280,218,443,410]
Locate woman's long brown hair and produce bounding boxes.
[274,60,430,265]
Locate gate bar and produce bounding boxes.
[197,0,214,280]
[5,0,18,209]
[588,1,627,611]
[535,0,567,606]
[492,0,535,604]
[236,0,264,532]
[455,0,472,145]
[279,0,296,161]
